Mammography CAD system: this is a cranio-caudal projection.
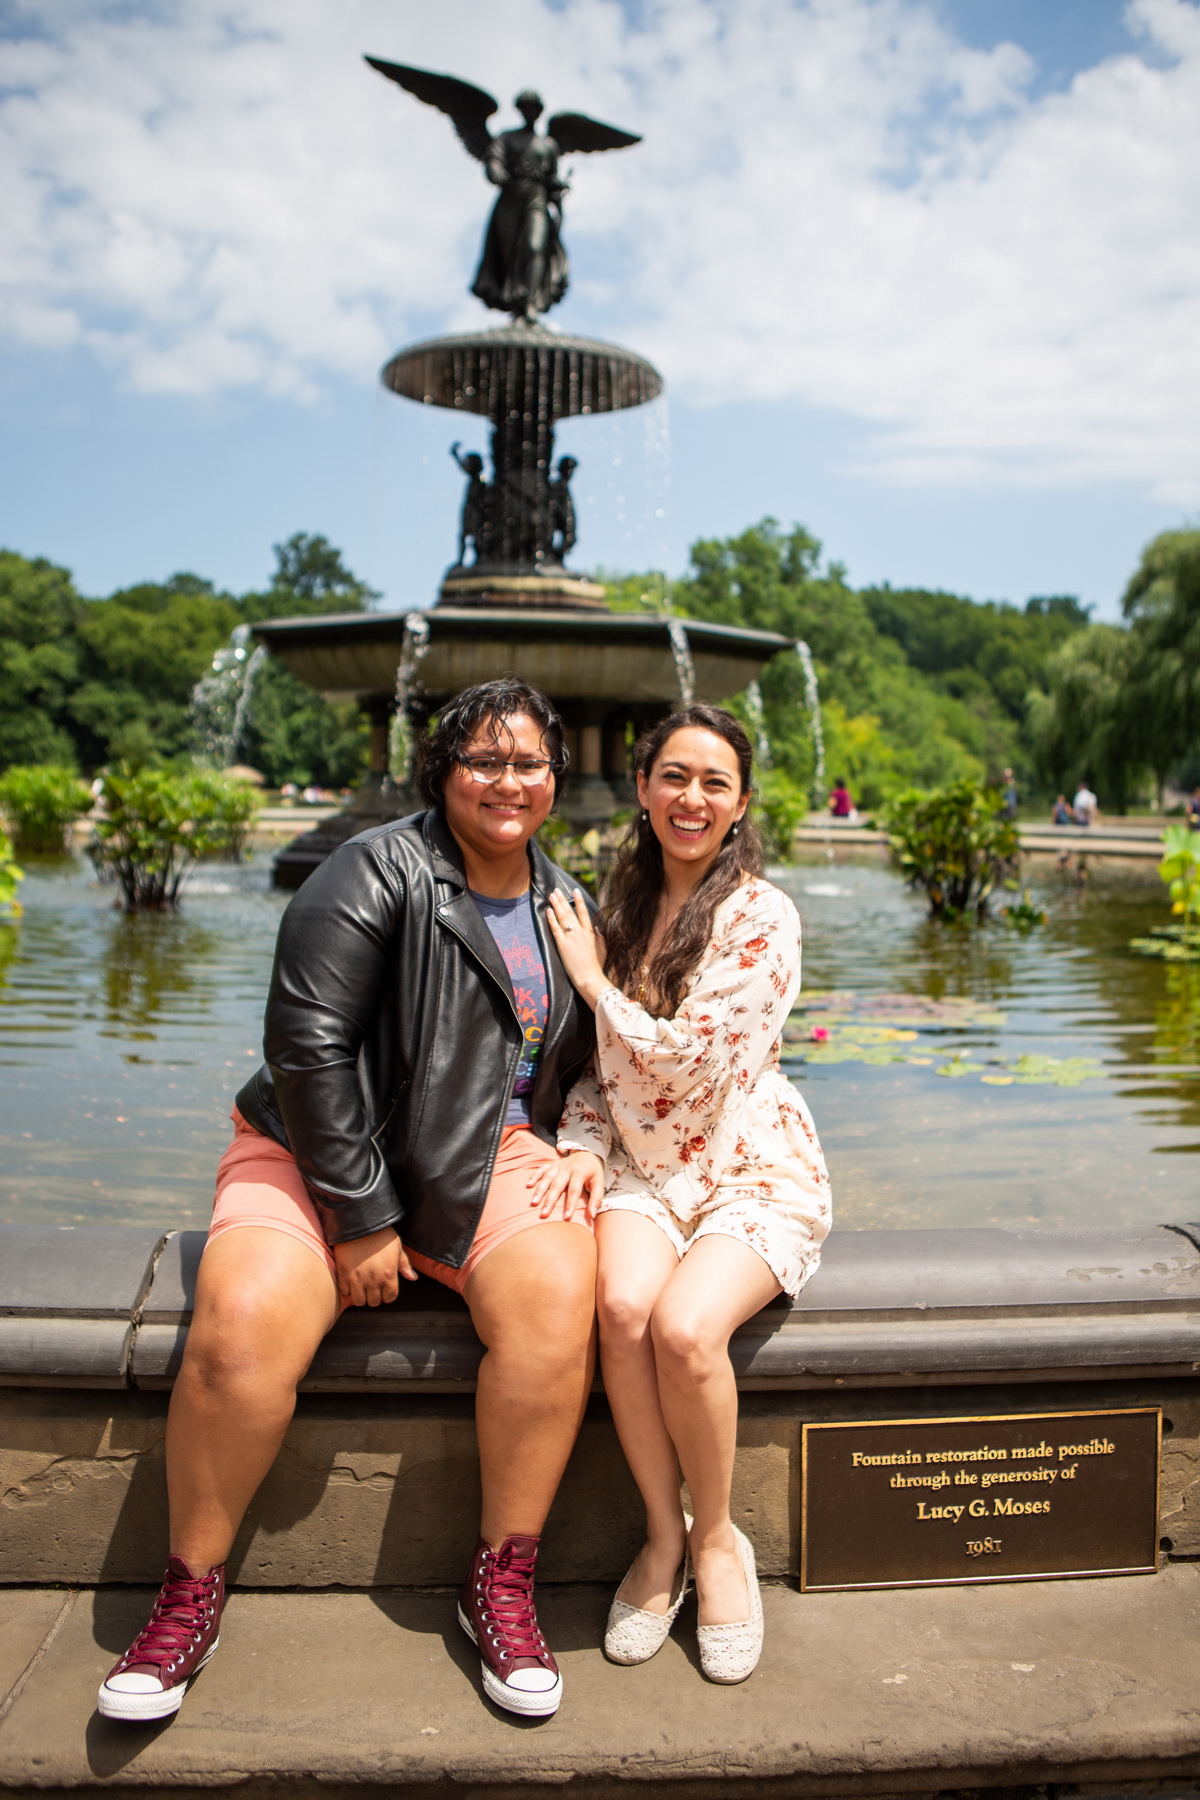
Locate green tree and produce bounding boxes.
[71,573,241,767]
[1120,529,1200,793]
[0,552,83,770]
[860,585,1089,784]
[608,522,984,806]
[236,534,376,788]
[1026,623,1140,810]
[252,531,381,617]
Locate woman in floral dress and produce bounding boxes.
[532,705,831,1684]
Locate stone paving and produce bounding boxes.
[3,1565,1200,1796]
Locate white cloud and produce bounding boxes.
[2,0,1198,500]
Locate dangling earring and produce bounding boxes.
[730,821,740,838]
[642,810,649,822]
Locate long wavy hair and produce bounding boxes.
[602,705,764,1017]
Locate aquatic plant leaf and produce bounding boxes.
[1130,934,1200,963]
[1007,1054,1105,1086]
[935,1058,984,1077]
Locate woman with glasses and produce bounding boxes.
[537,705,831,1684]
[99,679,604,1725]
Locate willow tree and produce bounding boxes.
[1025,623,1141,811]
[1121,529,1200,795]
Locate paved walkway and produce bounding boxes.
[3,1565,1200,1795]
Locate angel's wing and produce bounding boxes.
[546,112,641,155]
[364,58,498,163]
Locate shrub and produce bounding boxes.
[883,779,1019,920]
[756,769,809,862]
[89,767,259,910]
[0,763,92,852]
[0,828,23,917]
[1130,825,1200,962]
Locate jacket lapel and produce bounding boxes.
[424,810,518,1013]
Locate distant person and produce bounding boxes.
[1187,785,1200,831]
[1073,780,1098,827]
[1051,794,1073,826]
[1001,769,1019,821]
[828,779,854,819]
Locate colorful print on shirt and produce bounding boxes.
[471,888,549,1126]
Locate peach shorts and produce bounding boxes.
[208,1109,588,1296]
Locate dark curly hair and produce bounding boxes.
[415,678,568,808]
[601,705,764,1017]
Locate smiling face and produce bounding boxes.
[637,726,749,879]
[441,712,557,868]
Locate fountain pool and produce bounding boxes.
[1,852,1196,1233]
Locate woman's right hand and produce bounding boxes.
[333,1226,417,1307]
[527,1148,606,1221]
[545,888,609,1010]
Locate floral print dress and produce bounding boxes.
[557,877,831,1298]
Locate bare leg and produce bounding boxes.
[595,1211,687,1612]
[650,1237,781,1626]
[166,1228,340,1571]
[465,1221,596,1545]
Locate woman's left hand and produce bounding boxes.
[546,887,608,1009]
[528,1147,606,1220]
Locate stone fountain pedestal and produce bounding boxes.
[257,320,791,887]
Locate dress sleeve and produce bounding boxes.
[556,1059,613,1160]
[592,884,801,1189]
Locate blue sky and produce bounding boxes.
[2,0,1197,615]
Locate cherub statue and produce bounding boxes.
[365,59,640,322]
[450,442,489,565]
[548,455,578,560]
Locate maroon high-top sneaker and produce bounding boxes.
[97,1556,225,1721]
[458,1534,562,1717]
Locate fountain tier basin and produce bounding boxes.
[253,606,791,885]
[382,321,662,418]
[253,606,788,706]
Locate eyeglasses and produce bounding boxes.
[456,756,560,786]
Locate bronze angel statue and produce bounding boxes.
[365,59,641,322]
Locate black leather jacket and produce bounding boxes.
[235,809,597,1265]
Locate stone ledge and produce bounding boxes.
[4,1566,1200,1795]
[4,1375,1198,1587]
[5,1223,1199,1395]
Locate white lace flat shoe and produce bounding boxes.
[695,1525,763,1684]
[604,1528,692,1666]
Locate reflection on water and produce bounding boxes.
[0,857,285,1230]
[776,854,1200,1232]
[0,850,1196,1234]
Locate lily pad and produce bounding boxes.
[1007,1054,1104,1087]
[1130,935,1200,963]
[935,1058,984,1078]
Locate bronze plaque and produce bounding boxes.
[801,1408,1161,1592]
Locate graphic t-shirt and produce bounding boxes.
[471,889,549,1126]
